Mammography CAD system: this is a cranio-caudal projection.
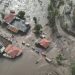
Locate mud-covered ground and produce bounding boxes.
[0,0,75,75]
[0,0,58,75]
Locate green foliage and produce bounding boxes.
[48,0,58,27]
[56,54,63,60]
[57,0,64,8]
[48,9,58,27]
[48,4,53,11]
[69,1,73,9]
[34,24,42,36]
[17,11,25,19]
[1,13,5,19]
[33,17,37,24]
[71,62,75,75]
[48,0,64,27]
[50,0,57,8]
[56,54,64,65]
[72,9,75,28]
[62,23,68,30]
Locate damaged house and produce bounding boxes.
[3,10,31,34]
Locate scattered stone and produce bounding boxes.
[32,47,35,50]
[34,40,38,44]
[44,32,47,34]
[57,35,62,38]
[32,39,35,42]
[40,34,46,38]
[47,72,52,75]
[35,58,42,64]
[35,50,39,54]
[45,57,52,63]
[26,43,30,47]
[35,61,39,64]
[22,41,25,45]
[41,52,46,57]
[45,23,48,26]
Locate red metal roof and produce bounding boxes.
[5,45,22,58]
[4,13,16,24]
[39,39,50,48]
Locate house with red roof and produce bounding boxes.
[4,10,16,24]
[35,38,50,49]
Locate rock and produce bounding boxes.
[35,58,42,64]
[35,50,39,54]
[45,57,52,63]
[35,61,39,64]
[32,47,35,50]
[41,52,46,57]
[57,35,62,38]
[32,39,35,42]
[40,34,46,38]
[26,43,30,47]
[47,72,52,75]
[22,41,25,45]
[34,40,38,44]
[45,23,49,26]
[65,4,71,14]
[43,33,47,35]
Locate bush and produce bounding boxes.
[34,24,42,36]
[57,0,64,8]
[48,0,64,28]
[33,17,37,24]
[71,62,75,75]
[17,11,25,19]
[1,13,5,19]
[56,54,64,65]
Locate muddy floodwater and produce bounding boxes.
[0,49,51,75]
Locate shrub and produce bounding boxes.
[48,0,64,28]
[56,54,64,65]
[17,11,25,19]
[71,62,75,75]
[1,13,5,19]
[34,24,42,36]
[33,17,37,24]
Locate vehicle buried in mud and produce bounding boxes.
[0,35,22,58]
[3,10,31,35]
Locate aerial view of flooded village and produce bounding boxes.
[0,0,75,75]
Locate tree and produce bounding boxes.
[17,11,25,19]
[33,17,37,24]
[48,0,64,28]
[57,0,64,8]
[34,24,42,36]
